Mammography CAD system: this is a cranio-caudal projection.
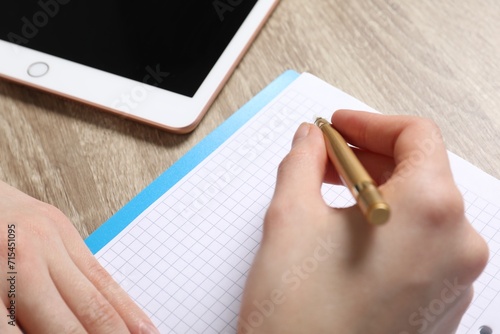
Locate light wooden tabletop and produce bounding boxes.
[1,0,499,238]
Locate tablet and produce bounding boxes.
[0,1,279,133]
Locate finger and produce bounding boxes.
[53,222,158,333]
[273,123,329,207]
[353,149,395,185]
[331,109,413,156]
[331,110,452,181]
[16,263,85,334]
[325,148,395,186]
[59,226,159,334]
[263,123,332,237]
[49,259,132,334]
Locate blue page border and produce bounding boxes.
[85,70,300,254]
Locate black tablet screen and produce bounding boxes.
[0,1,258,97]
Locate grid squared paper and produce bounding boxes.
[92,73,500,333]
[457,186,500,334]
[94,89,353,333]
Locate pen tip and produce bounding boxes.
[314,117,328,127]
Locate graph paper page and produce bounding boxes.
[452,153,500,334]
[90,73,500,333]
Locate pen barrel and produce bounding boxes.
[316,118,390,225]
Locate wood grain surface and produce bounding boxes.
[1,0,499,238]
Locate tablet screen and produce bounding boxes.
[0,1,258,97]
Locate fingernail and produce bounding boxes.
[292,123,311,146]
[139,322,160,334]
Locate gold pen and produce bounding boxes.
[315,117,390,225]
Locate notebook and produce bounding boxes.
[85,71,500,334]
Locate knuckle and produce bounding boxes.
[460,229,489,279]
[84,260,128,300]
[264,199,296,233]
[86,259,114,285]
[276,145,322,182]
[78,293,119,330]
[38,202,72,225]
[32,202,79,239]
[408,117,444,145]
[416,117,438,129]
[417,184,465,226]
[277,149,309,174]
[264,194,322,233]
[412,184,489,281]
[62,323,86,334]
[411,117,440,133]
[265,202,286,223]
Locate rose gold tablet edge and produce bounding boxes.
[0,0,281,134]
[180,0,282,134]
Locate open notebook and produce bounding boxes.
[86,71,500,334]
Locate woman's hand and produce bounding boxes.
[239,110,488,333]
[0,181,159,334]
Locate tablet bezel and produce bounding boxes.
[0,0,279,133]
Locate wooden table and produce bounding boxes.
[1,0,499,238]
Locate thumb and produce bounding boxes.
[272,123,328,207]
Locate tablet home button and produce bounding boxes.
[27,62,49,78]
